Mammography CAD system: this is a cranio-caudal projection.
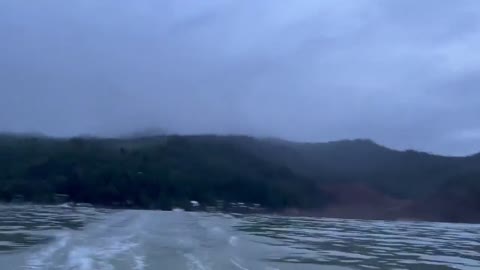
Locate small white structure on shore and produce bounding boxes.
[190,200,200,207]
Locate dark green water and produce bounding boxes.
[0,204,478,269]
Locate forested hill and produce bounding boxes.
[226,137,480,198]
[0,134,327,210]
[1,134,479,222]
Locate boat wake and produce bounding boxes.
[27,211,146,270]
[23,210,271,270]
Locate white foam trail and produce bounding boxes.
[185,253,210,270]
[65,234,140,270]
[133,255,146,270]
[66,247,93,270]
[229,236,239,247]
[27,231,71,270]
[231,258,249,270]
[26,211,146,270]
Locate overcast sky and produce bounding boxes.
[0,0,479,155]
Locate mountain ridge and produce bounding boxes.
[3,132,479,157]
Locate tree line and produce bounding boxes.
[0,135,330,210]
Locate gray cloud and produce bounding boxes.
[0,0,479,155]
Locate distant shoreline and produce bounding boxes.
[3,201,479,224]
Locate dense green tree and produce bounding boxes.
[0,135,329,210]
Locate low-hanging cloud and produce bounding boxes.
[0,0,479,155]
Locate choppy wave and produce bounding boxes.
[237,215,480,270]
[0,204,105,253]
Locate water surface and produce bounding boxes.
[0,204,478,269]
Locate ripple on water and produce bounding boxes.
[0,206,479,270]
[235,215,480,270]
